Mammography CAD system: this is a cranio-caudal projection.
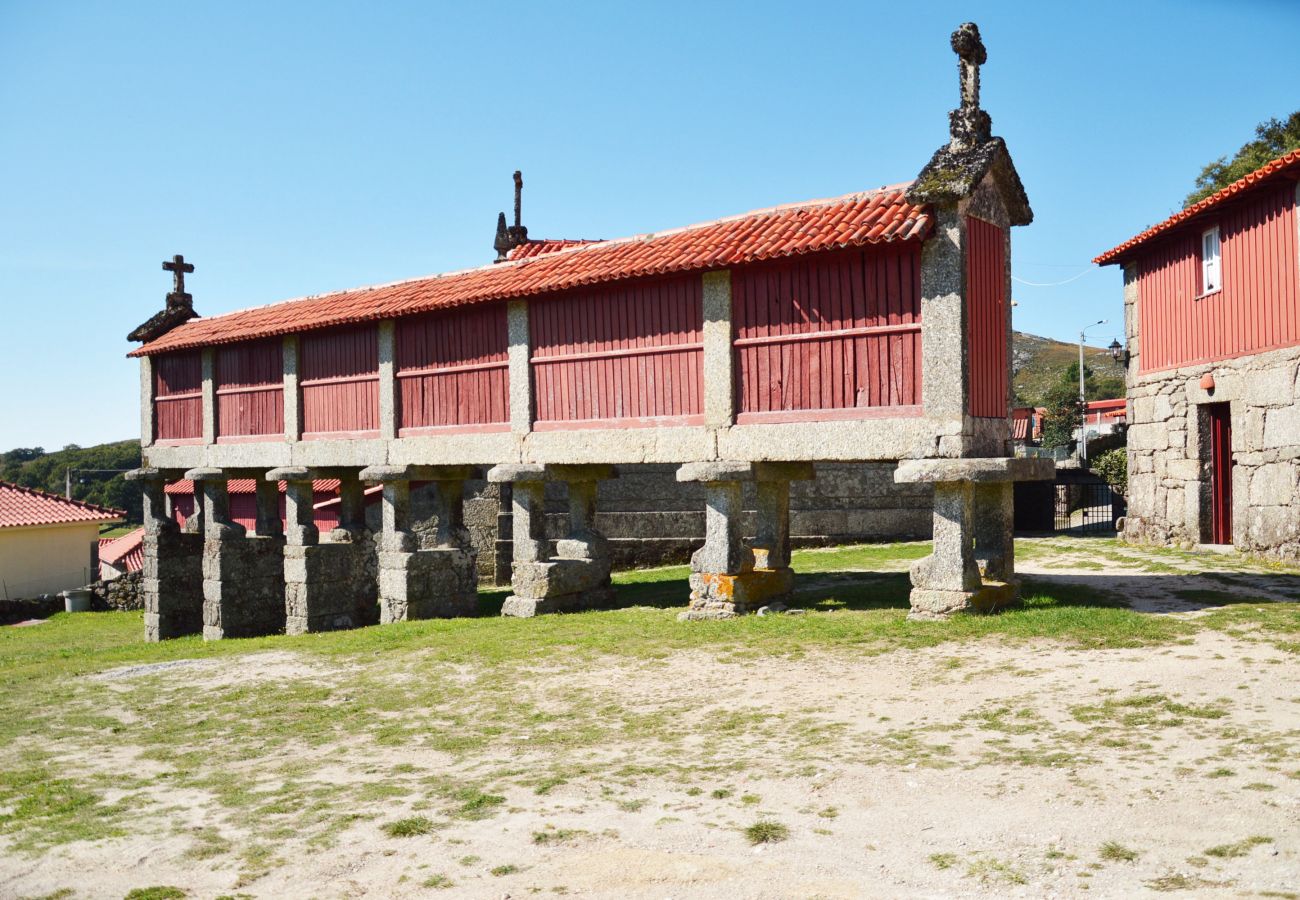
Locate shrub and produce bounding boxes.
[1092,448,1128,497]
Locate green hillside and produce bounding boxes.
[1012,331,1126,408]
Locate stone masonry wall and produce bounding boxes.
[1125,343,1300,563]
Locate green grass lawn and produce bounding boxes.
[1,539,1297,872]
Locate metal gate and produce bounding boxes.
[1054,482,1122,535]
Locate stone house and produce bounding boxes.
[1095,150,1300,561]
[0,481,124,598]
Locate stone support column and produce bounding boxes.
[363,465,481,623]
[895,457,1053,620]
[271,466,373,635]
[129,468,203,641]
[254,479,283,539]
[487,464,617,617]
[189,469,285,640]
[973,481,1014,583]
[675,461,813,619]
[200,349,216,446]
[139,356,155,448]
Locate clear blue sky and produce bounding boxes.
[2,0,1296,449]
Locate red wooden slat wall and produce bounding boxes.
[967,216,1010,418]
[153,351,203,441]
[1138,184,1299,373]
[299,326,380,437]
[215,339,283,439]
[170,490,336,530]
[732,246,922,422]
[396,303,509,432]
[530,275,703,427]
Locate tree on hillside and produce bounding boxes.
[1186,111,1300,207]
[1039,362,1120,451]
[0,441,143,523]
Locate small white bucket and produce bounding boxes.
[63,589,92,613]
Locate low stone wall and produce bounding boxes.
[90,571,144,611]
[1126,343,1300,562]
[0,595,65,624]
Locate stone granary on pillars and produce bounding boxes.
[1095,150,1300,563]
[126,22,1049,640]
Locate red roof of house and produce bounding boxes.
[0,481,125,529]
[130,185,931,357]
[1085,398,1127,412]
[506,238,602,260]
[1094,149,1300,265]
[99,528,144,572]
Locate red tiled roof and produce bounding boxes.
[99,528,144,572]
[506,238,602,260]
[164,479,339,495]
[0,481,125,529]
[1094,150,1300,265]
[131,185,931,356]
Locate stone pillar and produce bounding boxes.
[129,468,203,641]
[895,457,1053,620]
[190,468,285,641]
[506,300,532,435]
[273,467,373,635]
[363,465,481,623]
[701,270,734,428]
[487,464,617,617]
[200,349,216,446]
[675,461,813,619]
[377,320,397,440]
[283,335,302,442]
[973,481,1014,583]
[254,479,282,539]
[139,356,154,449]
[493,484,513,586]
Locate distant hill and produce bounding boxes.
[1,440,142,522]
[1012,331,1126,408]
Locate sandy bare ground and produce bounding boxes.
[2,541,1299,899]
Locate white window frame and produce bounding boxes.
[1200,224,1222,295]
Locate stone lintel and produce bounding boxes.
[360,464,481,483]
[487,463,616,484]
[894,457,1054,485]
[125,467,168,482]
[677,461,816,484]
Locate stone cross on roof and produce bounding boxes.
[947,22,992,151]
[951,22,986,111]
[163,254,194,306]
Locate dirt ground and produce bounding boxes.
[2,539,1298,899]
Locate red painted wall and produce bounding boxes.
[215,340,283,440]
[967,216,1010,418]
[732,247,922,423]
[1137,184,1299,373]
[300,326,380,438]
[397,303,509,432]
[530,276,703,427]
[153,351,203,442]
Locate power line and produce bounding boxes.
[1011,267,1095,288]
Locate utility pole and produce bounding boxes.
[1079,319,1107,463]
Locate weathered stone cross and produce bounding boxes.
[951,22,986,111]
[163,254,194,302]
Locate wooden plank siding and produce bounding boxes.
[153,351,203,442]
[966,216,1010,418]
[1138,184,1299,373]
[396,303,509,433]
[214,340,283,441]
[732,247,922,423]
[299,326,380,438]
[530,276,704,429]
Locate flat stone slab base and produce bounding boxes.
[680,568,794,620]
[907,581,1017,621]
[501,586,617,618]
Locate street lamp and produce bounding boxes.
[1079,320,1108,462]
[1108,338,1123,362]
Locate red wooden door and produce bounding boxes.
[1208,403,1233,545]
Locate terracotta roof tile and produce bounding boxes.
[505,238,602,260]
[131,185,931,356]
[164,479,338,495]
[1094,150,1300,265]
[99,528,144,572]
[0,481,125,529]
